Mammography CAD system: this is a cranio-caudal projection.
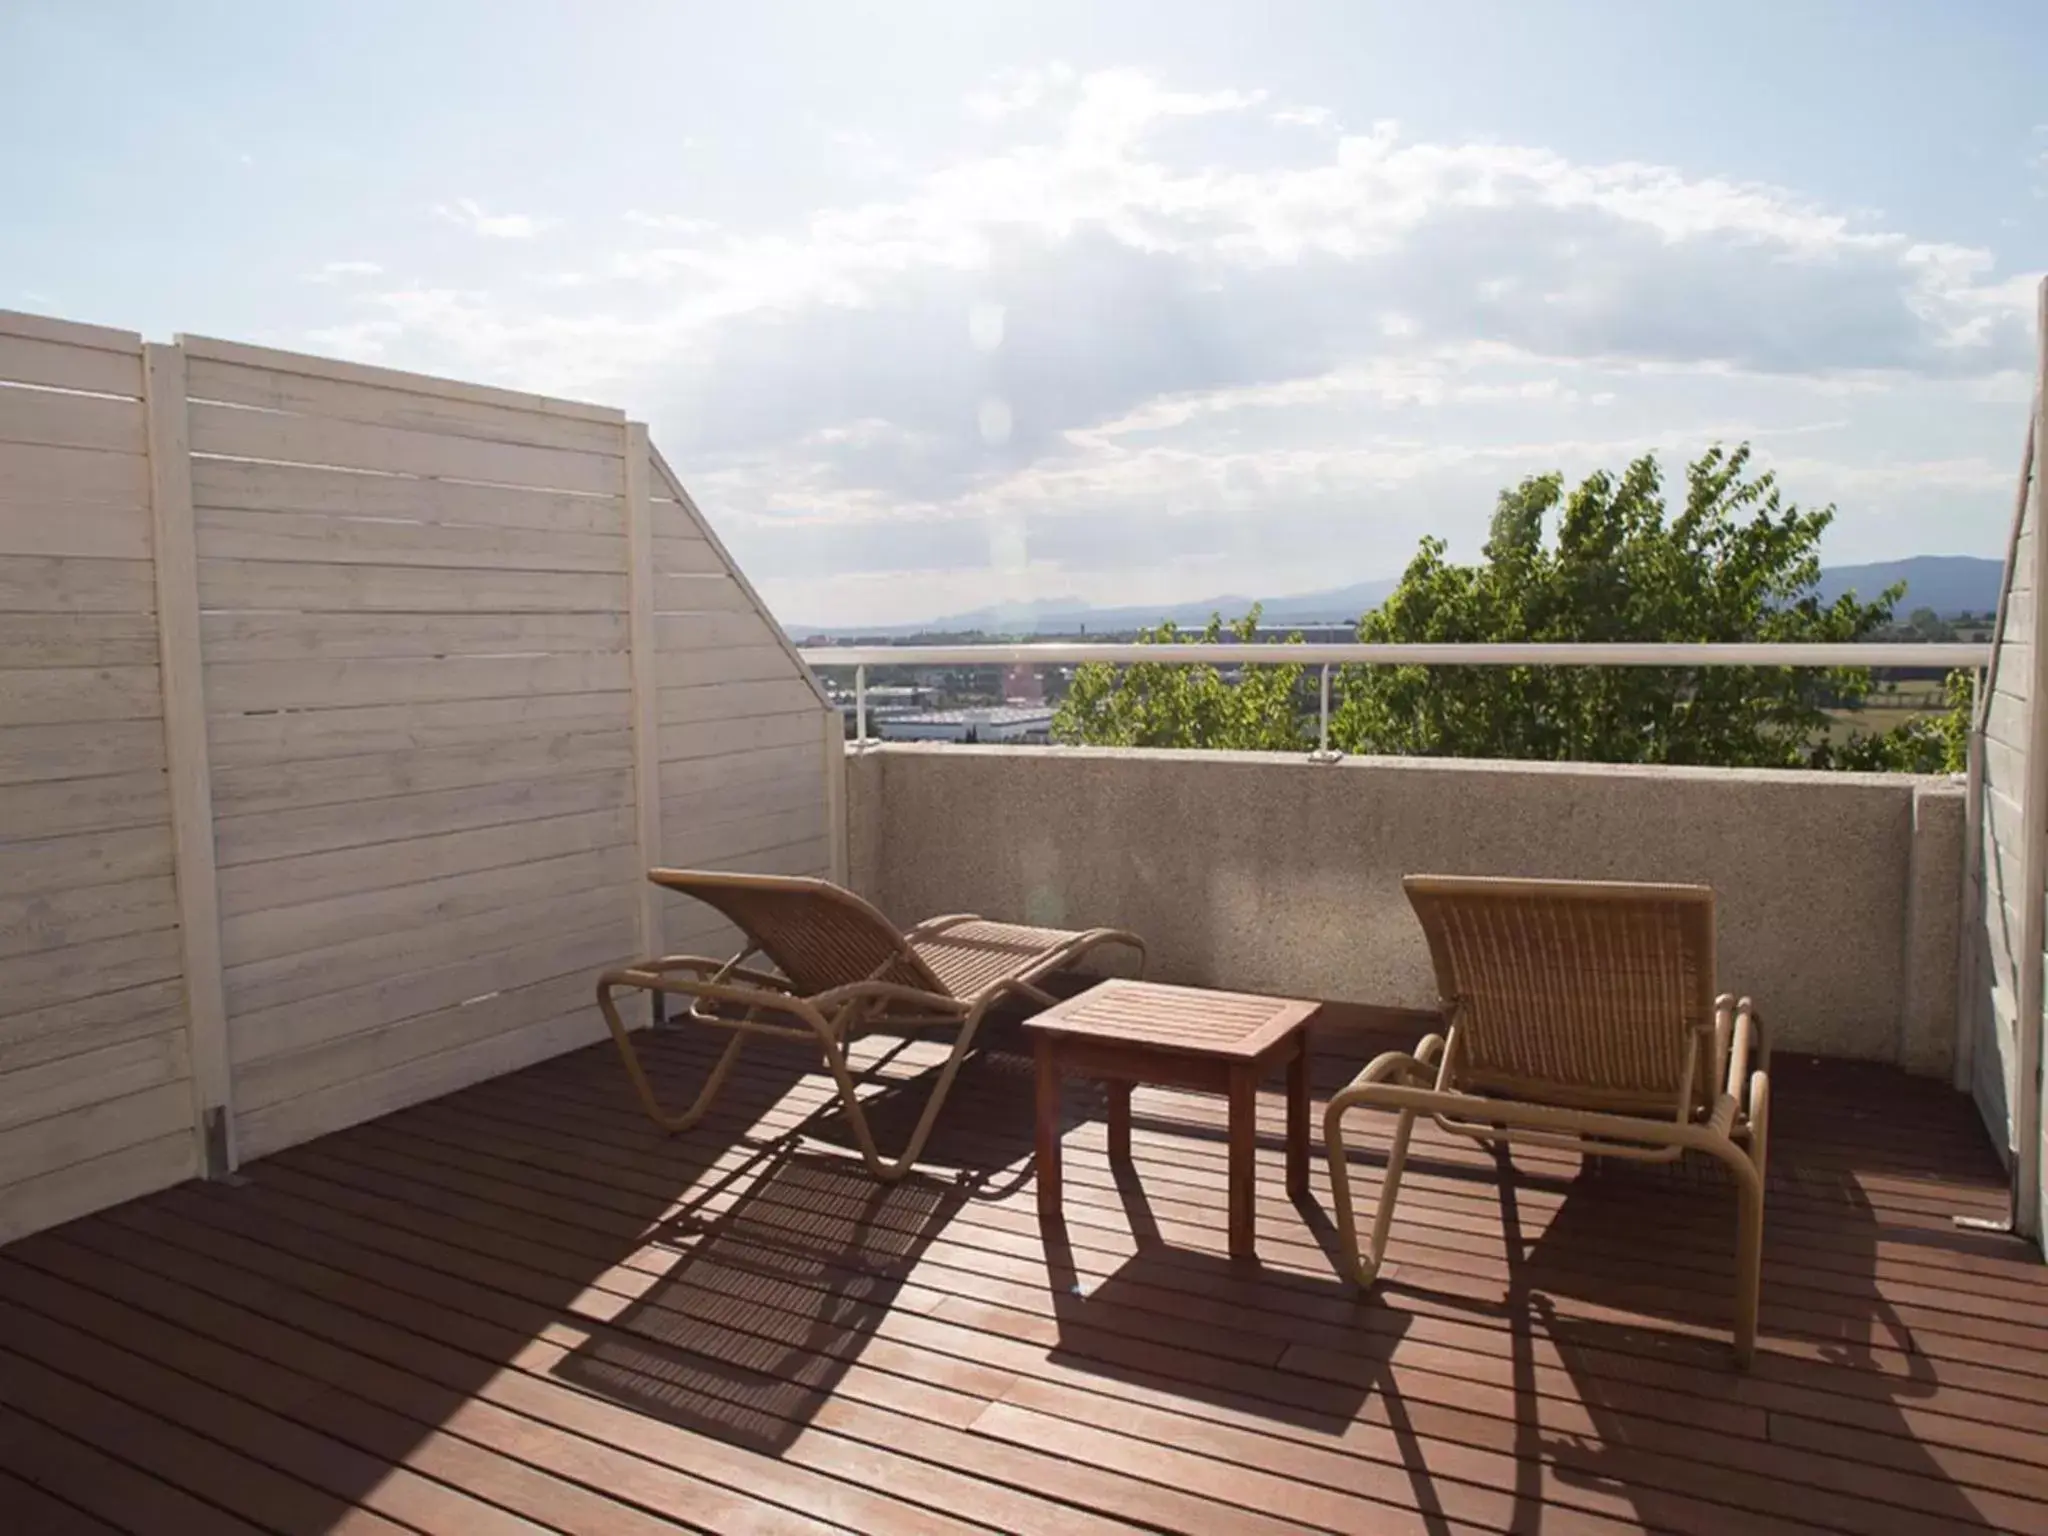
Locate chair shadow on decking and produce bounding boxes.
[1350,1058,2021,1535]
[550,1138,970,1453]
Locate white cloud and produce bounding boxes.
[298,68,2037,624]
[303,259,384,284]
[434,198,554,239]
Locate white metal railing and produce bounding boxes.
[797,640,1990,755]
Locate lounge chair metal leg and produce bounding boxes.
[815,1006,990,1182]
[598,979,750,1134]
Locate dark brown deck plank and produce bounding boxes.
[0,1467,125,1535]
[240,1082,2036,1533]
[3,1024,2042,1536]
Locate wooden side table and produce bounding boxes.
[1022,979,1320,1261]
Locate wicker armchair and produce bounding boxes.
[1324,875,1771,1365]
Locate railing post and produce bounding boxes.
[855,664,868,745]
[1310,662,1341,764]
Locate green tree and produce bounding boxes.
[1816,669,1974,774]
[1052,607,1310,750]
[1330,445,1903,767]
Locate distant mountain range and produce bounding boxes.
[794,555,2004,638]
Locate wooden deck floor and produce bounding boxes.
[3,1017,2045,1535]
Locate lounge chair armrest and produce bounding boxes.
[597,967,830,1033]
[1723,995,1766,1106]
[630,955,796,992]
[902,913,982,940]
[809,979,968,1017]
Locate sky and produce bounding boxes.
[4,1,2042,628]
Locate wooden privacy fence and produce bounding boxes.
[0,309,843,1241]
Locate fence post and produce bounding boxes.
[143,343,235,1176]
[623,423,665,995]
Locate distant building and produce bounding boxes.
[1003,663,1044,704]
[875,707,1055,744]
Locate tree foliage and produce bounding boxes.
[1330,446,1898,766]
[1052,607,1310,751]
[1050,445,1971,773]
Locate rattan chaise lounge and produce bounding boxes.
[597,870,1146,1182]
[1324,875,1772,1365]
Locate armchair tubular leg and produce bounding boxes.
[1322,1034,1769,1369]
[597,980,751,1134]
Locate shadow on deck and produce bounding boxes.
[2,1014,2044,1534]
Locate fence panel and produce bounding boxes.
[0,312,198,1239]
[181,338,648,1161]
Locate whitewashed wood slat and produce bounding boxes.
[0,824,174,900]
[207,690,630,769]
[651,534,724,576]
[0,875,179,960]
[235,968,603,1115]
[0,387,144,455]
[226,882,631,1020]
[212,728,633,819]
[234,1007,608,1165]
[0,499,153,561]
[0,664,162,726]
[0,926,184,1019]
[215,805,632,916]
[665,803,828,868]
[200,609,627,663]
[659,676,824,727]
[205,650,629,714]
[179,332,622,425]
[0,310,142,354]
[1987,687,2030,754]
[0,612,161,669]
[661,643,808,691]
[0,555,156,614]
[221,842,641,969]
[0,333,144,397]
[229,916,633,1070]
[659,740,822,800]
[194,506,627,574]
[824,712,846,885]
[622,421,663,967]
[0,1129,196,1245]
[198,557,626,615]
[0,441,150,507]
[660,771,828,835]
[658,708,826,763]
[0,979,187,1075]
[189,400,623,498]
[0,722,167,790]
[186,356,627,455]
[0,1027,188,1131]
[0,1079,193,1189]
[652,573,755,614]
[213,766,633,868]
[654,609,783,653]
[192,458,627,535]
[649,446,833,712]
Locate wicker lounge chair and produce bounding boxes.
[596,870,1146,1181]
[1324,875,1772,1365]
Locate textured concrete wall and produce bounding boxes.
[845,745,1966,1070]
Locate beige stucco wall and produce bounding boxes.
[846,744,1965,1071]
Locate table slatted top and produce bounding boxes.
[1023,979,1319,1060]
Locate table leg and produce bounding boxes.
[1286,1038,1310,1200]
[1228,1062,1257,1260]
[1105,1080,1132,1163]
[1034,1037,1063,1225]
